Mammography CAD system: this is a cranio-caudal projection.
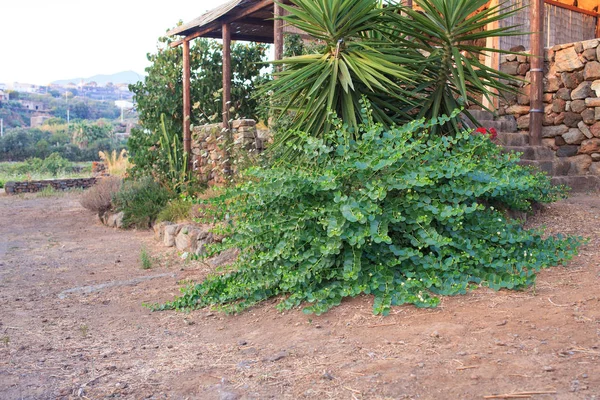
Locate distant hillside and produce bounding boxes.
[52,71,143,86]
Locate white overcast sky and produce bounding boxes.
[0,0,227,85]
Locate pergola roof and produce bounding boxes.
[167,0,279,43]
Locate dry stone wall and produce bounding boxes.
[191,119,267,185]
[4,178,97,195]
[499,40,600,176]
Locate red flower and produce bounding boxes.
[473,126,497,141]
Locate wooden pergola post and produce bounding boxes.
[529,0,544,146]
[482,0,499,111]
[274,3,284,62]
[222,23,232,129]
[182,39,192,155]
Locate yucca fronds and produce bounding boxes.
[265,0,415,146]
[266,0,526,152]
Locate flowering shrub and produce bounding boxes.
[154,113,581,315]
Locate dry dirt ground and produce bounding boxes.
[0,191,599,400]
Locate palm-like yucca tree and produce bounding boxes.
[267,0,416,142]
[267,0,524,147]
[393,0,524,128]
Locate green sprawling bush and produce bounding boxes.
[113,177,171,229]
[156,198,192,224]
[155,113,582,315]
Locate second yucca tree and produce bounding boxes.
[266,0,524,149]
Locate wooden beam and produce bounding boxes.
[201,32,275,43]
[170,0,274,47]
[182,40,192,156]
[529,0,544,146]
[544,0,600,18]
[482,0,499,111]
[274,2,284,63]
[222,23,232,129]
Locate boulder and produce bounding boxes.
[196,229,215,257]
[590,162,600,175]
[544,76,561,92]
[579,138,600,154]
[571,81,594,100]
[582,109,596,125]
[585,98,600,107]
[569,99,585,113]
[582,39,599,50]
[563,128,586,144]
[175,226,201,252]
[592,153,600,162]
[555,47,584,72]
[563,112,583,127]
[500,61,519,75]
[584,61,600,80]
[583,48,597,61]
[578,121,594,138]
[105,212,124,228]
[551,98,566,113]
[555,88,571,100]
[591,121,600,137]
[517,63,530,75]
[517,85,530,105]
[569,154,592,175]
[154,221,174,241]
[517,114,530,129]
[506,105,530,115]
[555,135,567,146]
[542,125,569,138]
[562,71,584,89]
[163,224,181,247]
[592,80,600,97]
[556,145,579,157]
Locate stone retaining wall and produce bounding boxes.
[499,39,600,175]
[153,221,217,256]
[4,178,97,195]
[191,119,267,186]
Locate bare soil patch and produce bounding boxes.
[0,192,598,399]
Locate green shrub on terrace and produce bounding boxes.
[155,112,582,315]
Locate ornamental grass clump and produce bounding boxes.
[155,112,582,315]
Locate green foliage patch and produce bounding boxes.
[113,177,171,229]
[155,114,582,315]
[156,198,192,224]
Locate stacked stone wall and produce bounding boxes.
[5,178,97,195]
[191,119,268,186]
[500,39,600,175]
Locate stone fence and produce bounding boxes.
[4,178,97,195]
[191,119,268,185]
[499,39,600,174]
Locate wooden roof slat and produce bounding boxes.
[169,0,274,47]
[167,0,246,37]
[545,0,600,17]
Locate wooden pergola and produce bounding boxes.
[168,0,600,153]
[167,0,288,155]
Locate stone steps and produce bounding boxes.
[496,131,529,146]
[469,109,518,133]
[551,175,600,191]
[502,145,556,161]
